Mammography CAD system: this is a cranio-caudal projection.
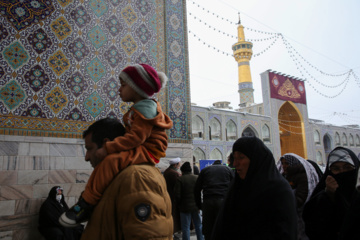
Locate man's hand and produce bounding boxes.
[325,175,339,196]
[95,147,108,161]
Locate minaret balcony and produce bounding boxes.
[234,53,253,61]
[232,42,253,51]
[233,49,253,55]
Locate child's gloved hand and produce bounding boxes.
[95,147,108,161]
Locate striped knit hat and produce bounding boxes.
[119,64,167,98]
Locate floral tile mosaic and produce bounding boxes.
[0,0,191,142]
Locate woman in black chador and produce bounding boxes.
[211,136,297,240]
[38,186,83,240]
[303,147,360,240]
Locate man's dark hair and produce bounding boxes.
[83,118,125,148]
[213,160,222,165]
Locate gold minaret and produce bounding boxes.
[232,14,254,107]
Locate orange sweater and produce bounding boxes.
[105,100,173,168]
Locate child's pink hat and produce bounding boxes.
[119,64,167,98]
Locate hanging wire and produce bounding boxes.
[351,70,360,87]
[337,113,357,125]
[188,30,281,58]
[187,0,277,35]
[283,39,349,78]
[188,12,279,42]
[278,121,306,129]
[280,36,353,98]
[253,34,281,57]
[280,36,350,88]
[278,124,315,135]
[188,30,234,56]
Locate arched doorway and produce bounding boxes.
[278,101,307,158]
[323,134,332,161]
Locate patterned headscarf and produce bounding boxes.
[328,148,354,169]
[281,155,301,167]
[277,153,320,202]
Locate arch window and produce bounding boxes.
[335,132,340,145]
[349,134,354,146]
[314,130,320,144]
[316,151,324,166]
[342,133,348,146]
[226,120,237,141]
[209,118,221,141]
[210,148,223,162]
[242,126,257,137]
[262,124,271,143]
[192,116,204,140]
[356,135,360,146]
[193,148,206,162]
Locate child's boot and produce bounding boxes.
[59,195,94,227]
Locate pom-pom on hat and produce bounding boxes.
[119,64,167,99]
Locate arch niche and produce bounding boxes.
[241,125,258,137]
[278,101,307,158]
[323,134,332,160]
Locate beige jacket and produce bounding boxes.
[81,164,173,240]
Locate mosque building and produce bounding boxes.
[0,1,359,238]
[191,16,360,167]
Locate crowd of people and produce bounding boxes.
[37,63,360,240]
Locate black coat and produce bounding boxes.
[38,186,83,240]
[174,172,199,213]
[194,162,234,209]
[163,166,182,232]
[303,147,360,240]
[211,137,297,240]
[286,164,309,208]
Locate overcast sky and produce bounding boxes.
[186,0,360,126]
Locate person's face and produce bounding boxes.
[281,159,289,174]
[84,133,102,168]
[233,151,250,179]
[329,162,355,175]
[56,187,63,196]
[119,79,143,103]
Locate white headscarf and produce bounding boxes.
[277,153,320,202]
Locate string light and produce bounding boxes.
[351,70,360,87]
[188,12,278,42]
[188,30,281,58]
[187,0,278,35]
[253,34,280,57]
[281,36,350,88]
[187,0,360,104]
[278,124,315,135]
[280,36,353,98]
[188,30,234,56]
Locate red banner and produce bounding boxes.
[269,72,306,105]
